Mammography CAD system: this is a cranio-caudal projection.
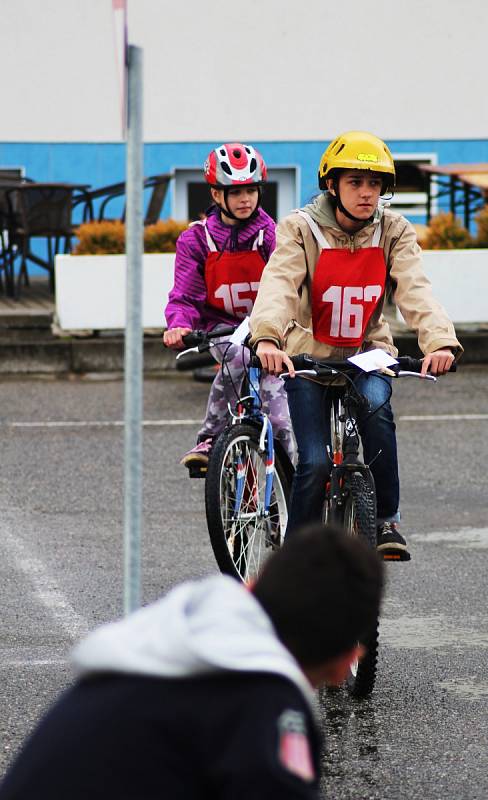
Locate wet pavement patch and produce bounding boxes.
[438,678,488,700]
[410,527,488,549]
[380,614,488,649]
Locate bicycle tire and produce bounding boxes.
[205,423,290,582]
[342,470,380,699]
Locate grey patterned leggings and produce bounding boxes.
[197,340,296,463]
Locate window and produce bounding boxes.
[173,167,297,223]
[390,154,437,220]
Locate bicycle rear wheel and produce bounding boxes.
[342,470,379,699]
[205,424,290,582]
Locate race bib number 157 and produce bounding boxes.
[214,281,260,317]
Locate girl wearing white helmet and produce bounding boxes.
[164,143,295,472]
[250,131,462,560]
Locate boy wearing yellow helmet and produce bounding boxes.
[250,131,462,560]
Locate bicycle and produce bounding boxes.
[279,351,456,698]
[177,326,294,583]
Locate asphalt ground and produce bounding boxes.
[0,367,487,798]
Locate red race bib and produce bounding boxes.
[205,250,265,319]
[311,247,386,346]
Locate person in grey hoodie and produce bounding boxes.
[0,524,383,800]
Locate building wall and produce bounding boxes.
[1,138,487,223]
[1,0,487,143]
[1,0,487,271]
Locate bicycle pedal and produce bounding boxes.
[187,465,207,479]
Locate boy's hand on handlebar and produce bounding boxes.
[256,341,296,378]
[163,327,192,349]
[421,348,455,376]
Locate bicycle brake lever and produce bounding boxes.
[397,370,437,381]
[176,342,216,360]
[176,346,199,360]
[278,369,318,379]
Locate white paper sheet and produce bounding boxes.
[347,348,398,373]
[229,316,250,345]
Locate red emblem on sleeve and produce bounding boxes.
[278,710,315,782]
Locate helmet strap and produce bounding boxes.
[215,186,262,223]
[331,179,375,226]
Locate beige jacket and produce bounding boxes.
[249,194,462,361]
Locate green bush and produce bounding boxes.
[421,212,473,250]
[474,204,488,247]
[72,219,189,255]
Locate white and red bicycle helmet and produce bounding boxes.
[204,142,267,187]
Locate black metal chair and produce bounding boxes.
[6,183,77,296]
[0,174,34,296]
[72,173,173,226]
[142,173,173,225]
[71,180,127,224]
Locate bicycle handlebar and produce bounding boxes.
[285,353,456,377]
[249,351,457,377]
[180,325,237,350]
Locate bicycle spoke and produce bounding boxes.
[213,432,287,581]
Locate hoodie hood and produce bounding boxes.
[301,192,383,231]
[72,575,315,708]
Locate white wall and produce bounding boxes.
[0,0,121,141]
[1,0,487,142]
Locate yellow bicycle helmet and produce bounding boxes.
[318,131,395,193]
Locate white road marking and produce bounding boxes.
[5,419,201,429]
[399,414,488,421]
[2,415,486,429]
[1,525,90,641]
[0,659,68,668]
[410,528,488,549]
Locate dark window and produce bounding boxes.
[394,161,428,193]
[261,182,277,220]
[187,182,278,222]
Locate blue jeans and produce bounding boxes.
[284,374,400,535]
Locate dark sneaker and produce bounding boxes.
[180,438,213,477]
[377,522,411,562]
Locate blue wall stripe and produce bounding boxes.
[1,139,486,274]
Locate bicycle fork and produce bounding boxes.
[233,414,275,519]
[231,363,275,520]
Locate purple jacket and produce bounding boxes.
[164,206,276,330]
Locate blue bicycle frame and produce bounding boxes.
[231,363,276,518]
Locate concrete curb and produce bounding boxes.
[0,330,486,376]
[0,337,175,376]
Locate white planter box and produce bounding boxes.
[55,253,175,330]
[397,249,488,325]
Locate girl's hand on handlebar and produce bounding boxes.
[421,348,455,376]
[256,340,296,378]
[163,327,192,349]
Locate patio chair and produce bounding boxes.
[142,173,173,225]
[71,180,126,224]
[7,183,76,296]
[72,173,173,226]
[0,174,34,296]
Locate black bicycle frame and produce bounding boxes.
[326,387,375,525]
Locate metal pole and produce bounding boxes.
[123,44,143,615]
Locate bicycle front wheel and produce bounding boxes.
[343,470,379,699]
[205,424,290,582]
